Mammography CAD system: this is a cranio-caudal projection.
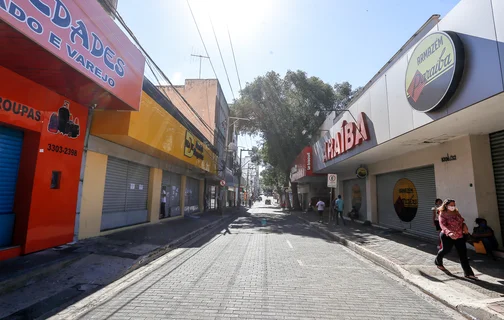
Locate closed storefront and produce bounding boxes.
[490,131,504,243]
[343,178,366,221]
[161,171,182,218]
[0,126,23,247]
[101,157,150,231]
[185,177,200,214]
[377,166,437,239]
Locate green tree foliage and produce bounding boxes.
[232,70,342,209]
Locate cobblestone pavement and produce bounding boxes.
[52,203,464,320]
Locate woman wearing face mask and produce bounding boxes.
[435,199,477,280]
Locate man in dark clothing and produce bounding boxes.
[472,218,498,260]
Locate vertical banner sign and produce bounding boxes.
[327,174,338,188]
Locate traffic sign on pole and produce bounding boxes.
[327,174,337,188]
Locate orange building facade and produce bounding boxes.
[0,0,145,260]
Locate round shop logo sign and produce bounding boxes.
[393,178,418,222]
[405,31,465,112]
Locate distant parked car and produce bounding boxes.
[265,199,271,205]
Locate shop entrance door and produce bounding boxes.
[376,166,437,239]
[343,178,367,221]
[0,126,24,248]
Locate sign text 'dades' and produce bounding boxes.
[393,178,418,222]
[405,31,464,112]
[0,0,145,110]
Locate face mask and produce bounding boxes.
[447,206,456,211]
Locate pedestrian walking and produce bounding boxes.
[435,199,477,280]
[316,199,325,223]
[160,187,167,219]
[432,198,443,249]
[334,195,345,225]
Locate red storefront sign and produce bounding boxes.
[324,112,369,162]
[0,66,88,258]
[0,0,145,111]
[291,146,316,182]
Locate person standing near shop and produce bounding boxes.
[316,199,325,223]
[160,187,167,219]
[435,199,477,280]
[432,198,443,249]
[334,195,345,226]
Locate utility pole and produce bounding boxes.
[190,54,209,79]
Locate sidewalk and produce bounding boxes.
[294,210,504,320]
[0,208,242,319]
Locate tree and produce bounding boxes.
[334,82,362,111]
[232,70,338,210]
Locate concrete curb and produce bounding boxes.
[296,214,504,320]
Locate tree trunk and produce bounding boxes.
[291,182,302,211]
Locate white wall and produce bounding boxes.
[366,135,502,246]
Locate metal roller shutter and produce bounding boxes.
[103,157,128,214]
[162,171,182,217]
[377,166,437,239]
[343,178,366,221]
[185,177,200,214]
[126,163,149,211]
[101,157,149,231]
[0,126,23,247]
[490,131,504,244]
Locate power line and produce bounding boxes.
[102,1,216,139]
[210,18,236,101]
[186,0,219,80]
[227,27,242,92]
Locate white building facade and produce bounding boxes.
[307,0,504,246]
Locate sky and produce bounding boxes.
[117,0,460,154]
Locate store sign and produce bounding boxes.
[184,130,204,160]
[441,153,457,162]
[356,166,368,179]
[306,151,311,172]
[324,112,369,162]
[0,0,145,110]
[0,96,41,122]
[405,31,464,112]
[393,178,418,222]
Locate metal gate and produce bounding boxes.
[343,178,366,221]
[161,171,181,218]
[490,131,504,244]
[101,157,150,231]
[0,126,23,247]
[377,166,437,239]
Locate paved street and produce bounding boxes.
[52,200,463,320]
